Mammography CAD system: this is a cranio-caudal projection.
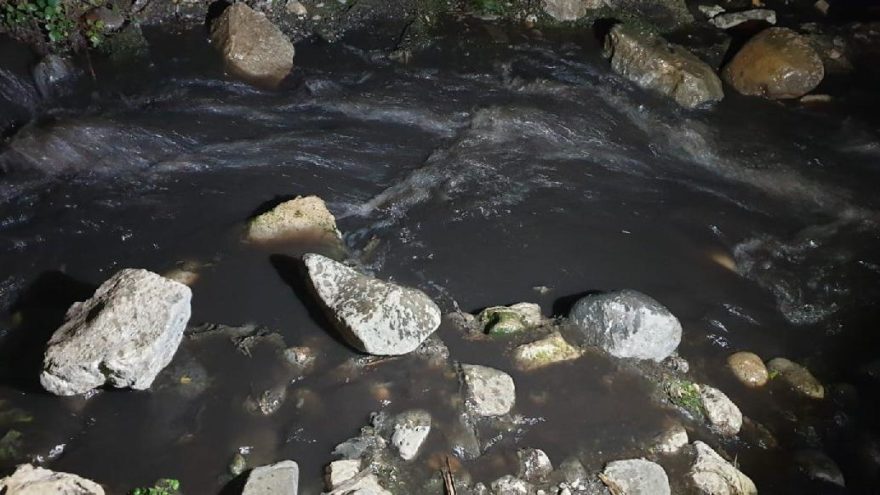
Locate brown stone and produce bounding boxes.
[727,351,769,387]
[210,3,294,88]
[723,27,824,99]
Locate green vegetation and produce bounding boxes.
[2,0,75,44]
[664,379,704,419]
[130,478,181,495]
[471,0,507,16]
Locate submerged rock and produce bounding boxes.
[794,450,845,487]
[460,364,516,417]
[477,303,544,336]
[709,9,776,29]
[541,0,601,21]
[568,289,682,362]
[727,351,769,387]
[699,385,742,436]
[490,475,531,495]
[303,253,441,355]
[689,441,756,494]
[390,410,432,461]
[243,460,299,495]
[723,27,824,99]
[517,448,553,482]
[767,357,824,399]
[0,464,104,494]
[601,459,670,495]
[651,423,689,454]
[247,196,340,243]
[41,269,192,396]
[32,54,76,99]
[513,331,583,371]
[210,2,295,88]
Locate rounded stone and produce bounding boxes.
[727,352,769,387]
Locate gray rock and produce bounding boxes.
[699,385,742,436]
[210,2,295,88]
[490,475,530,495]
[794,450,845,487]
[460,364,516,417]
[601,459,670,495]
[568,289,682,361]
[518,448,553,482]
[390,410,431,461]
[32,54,76,99]
[41,269,192,396]
[82,6,126,32]
[604,25,723,109]
[689,441,757,495]
[325,459,360,489]
[709,9,776,29]
[243,460,299,495]
[0,464,104,494]
[651,423,688,454]
[541,0,602,21]
[324,470,390,495]
[303,253,441,356]
[477,302,544,336]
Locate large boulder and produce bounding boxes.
[40,269,192,396]
[689,441,757,494]
[0,464,104,494]
[601,459,671,495]
[604,24,724,108]
[303,253,441,355]
[541,0,602,21]
[723,27,824,99]
[568,289,682,361]
[210,2,295,88]
[243,460,299,495]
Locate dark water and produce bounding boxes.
[1,22,880,494]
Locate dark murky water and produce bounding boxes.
[1,22,880,494]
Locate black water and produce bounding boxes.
[1,22,880,494]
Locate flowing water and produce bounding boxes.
[1,21,880,494]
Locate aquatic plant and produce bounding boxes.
[130,478,181,495]
[664,379,704,419]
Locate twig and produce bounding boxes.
[441,456,456,495]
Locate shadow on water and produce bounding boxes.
[0,271,95,394]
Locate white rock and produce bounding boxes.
[700,385,742,436]
[541,0,602,21]
[461,364,516,417]
[325,460,361,489]
[304,253,441,355]
[286,0,308,16]
[601,459,671,495]
[690,441,757,495]
[243,460,299,495]
[390,410,431,461]
[40,269,191,396]
[0,464,104,494]
[698,4,725,18]
[710,9,776,29]
[518,448,553,482]
[652,423,689,454]
[491,475,531,495]
[324,470,391,495]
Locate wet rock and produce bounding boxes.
[303,253,441,355]
[82,6,126,32]
[247,196,340,243]
[689,441,757,495]
[794,450,845,487]
[477,303,544,336]
[709,9,776,29]
[723,28,824,99]
[740,417,779,450]
[41,269,192,396]
[517,448,553,482]
[0,430,22,461]
[243,460,299,495]
[229,452,248,476]
[662,353,690,373]
[601,459,670,495]
[245,386,287,416]
[324,470,391,494]
[557,457,589,486]
[490,475,531,495]
[767,357,824,399]
[32,54,76,99]
[284,346,317,373]
[568,289,683,361]
[541,0,601,21]
[651,423,688,454]
[325,459,360,489]
[513,331,583,371]
[700,385,742,436]
[460,364,516,417]
[727,351,768,387]
[210,2,295,88]
[0,464,104,494]
[390,410,431,461]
